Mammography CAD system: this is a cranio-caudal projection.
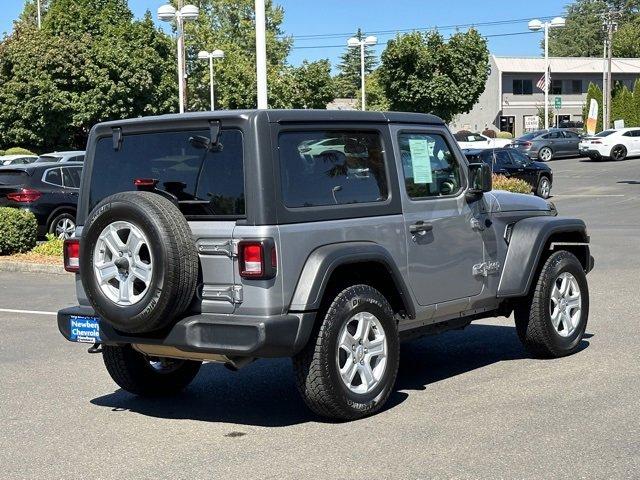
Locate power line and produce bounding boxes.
[290,30,540,50]
[282,14,562,41]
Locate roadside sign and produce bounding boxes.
[554,97,562,109]
[524,115,539,131]
[614,119,625,129]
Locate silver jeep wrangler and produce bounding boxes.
[59,110,593,420]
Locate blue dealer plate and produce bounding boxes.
[69,316,101,343]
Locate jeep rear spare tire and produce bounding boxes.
[80,191,198,334]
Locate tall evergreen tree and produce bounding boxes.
[583,82,604,133]
[334,29,378,98]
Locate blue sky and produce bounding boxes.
[1,0,572,65]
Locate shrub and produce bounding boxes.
[31,234,64,256]
[0,149,5,156]
[454,130,473,141]
[496,131,513,139]
[482,128,497,138]
[491,174,532,194]
[4,147,36,156]
[0,207,38,255]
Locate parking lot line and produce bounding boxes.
[0,308,57,316]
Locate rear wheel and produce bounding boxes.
[293,284,400,420]
[536,176,552,199]
[538,147,553,162]
[48,212,76,239]
[610,145,627,161]
[514,251,589,358]
[102,344,201,396]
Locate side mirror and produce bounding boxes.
[467,163,492,197]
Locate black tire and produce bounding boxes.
[102,345,201,396]
[292,284,400,420]
[610,145,627,161]
[514,251,589,358]
[538,147,553,162]
[48,212,76,239]
[80,191,198,334]
[536,175,552,199]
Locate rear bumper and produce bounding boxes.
[57,306,315,358]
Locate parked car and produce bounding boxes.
[0,154,37,166]
[34,150,85,163]
[463,148,553,198]
[579,128,640,161]
[455,131,512,150]
[510,129,581,161]
[0,162,82,238]
[57,110,593,421]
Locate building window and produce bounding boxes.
[571,80,582,94]
[551,79,563,95]
[513,79,533,95]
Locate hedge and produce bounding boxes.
[491,174,532,194]
[496,131,513,139]
[0,207,38,255]
[3,147,36,156]
[31,233,64,256]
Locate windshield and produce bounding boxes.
[35,155,61,163]
[88,129,245,218]
[595,130,616,137]
[0,170,28,185]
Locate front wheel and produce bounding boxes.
[293,284,400,420]
[102,345,201,396]
[514,251,589,358]
[610,145,627,161]
[48,212,76,239]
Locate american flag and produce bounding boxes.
[536,66,551,92]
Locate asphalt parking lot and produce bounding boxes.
[1,156,638,479]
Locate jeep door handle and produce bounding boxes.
[409,221,433,235]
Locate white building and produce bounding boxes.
[451,55,640,137]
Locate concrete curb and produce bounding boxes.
[0,260,68,275]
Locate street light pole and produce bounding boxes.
[255,0,268,109]
[198,50,225,111]
[347,35,377,111]
[529,17,566,130]
[158,4,200,114]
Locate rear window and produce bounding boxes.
[0,170,28,185]
[278,131,388,208]
[35,155,61,163]
[88,129,244,218]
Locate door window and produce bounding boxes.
[279,131,388,208]
[508,150,530,167]
[562,131,579,139]
[44,168,63,186]
[493,150,512,167]
[62,167,82,188]
[544,132,562,139]
[398,133,462,199]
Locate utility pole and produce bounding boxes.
[602,10,621,130]
[37,0,41,29]
[255,0,268,109]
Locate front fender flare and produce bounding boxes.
[289,242,415,318]
[497,216,589,298]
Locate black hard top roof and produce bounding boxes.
[95,109,445,129]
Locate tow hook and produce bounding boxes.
[87,342,103,354]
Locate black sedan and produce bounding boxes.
[463,148,553,198]
[0,162,82,238]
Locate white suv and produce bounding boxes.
[580,128,640,161]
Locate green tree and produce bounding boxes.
[611,84,634,125]
[377,29,489,122]
[334,29,378,98]
[355,70,390,111]
[0,0,176,151]
[583,82,604,133]
[613,16,640,56]
[549,0,640,57]
[632,79,640,126]
[183,0,334,110]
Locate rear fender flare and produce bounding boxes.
[289,242,415,318]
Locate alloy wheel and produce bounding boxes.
[549,272,582,338]
[539,148,552,162]
[92,221,153,306]
[55,217,76,239]
[336,311,388,395]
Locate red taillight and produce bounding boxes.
[64,239,80,273]
[7,188,41,203]
[238,240,276,279]
[134,178,158,187]
[522,141,532,148]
